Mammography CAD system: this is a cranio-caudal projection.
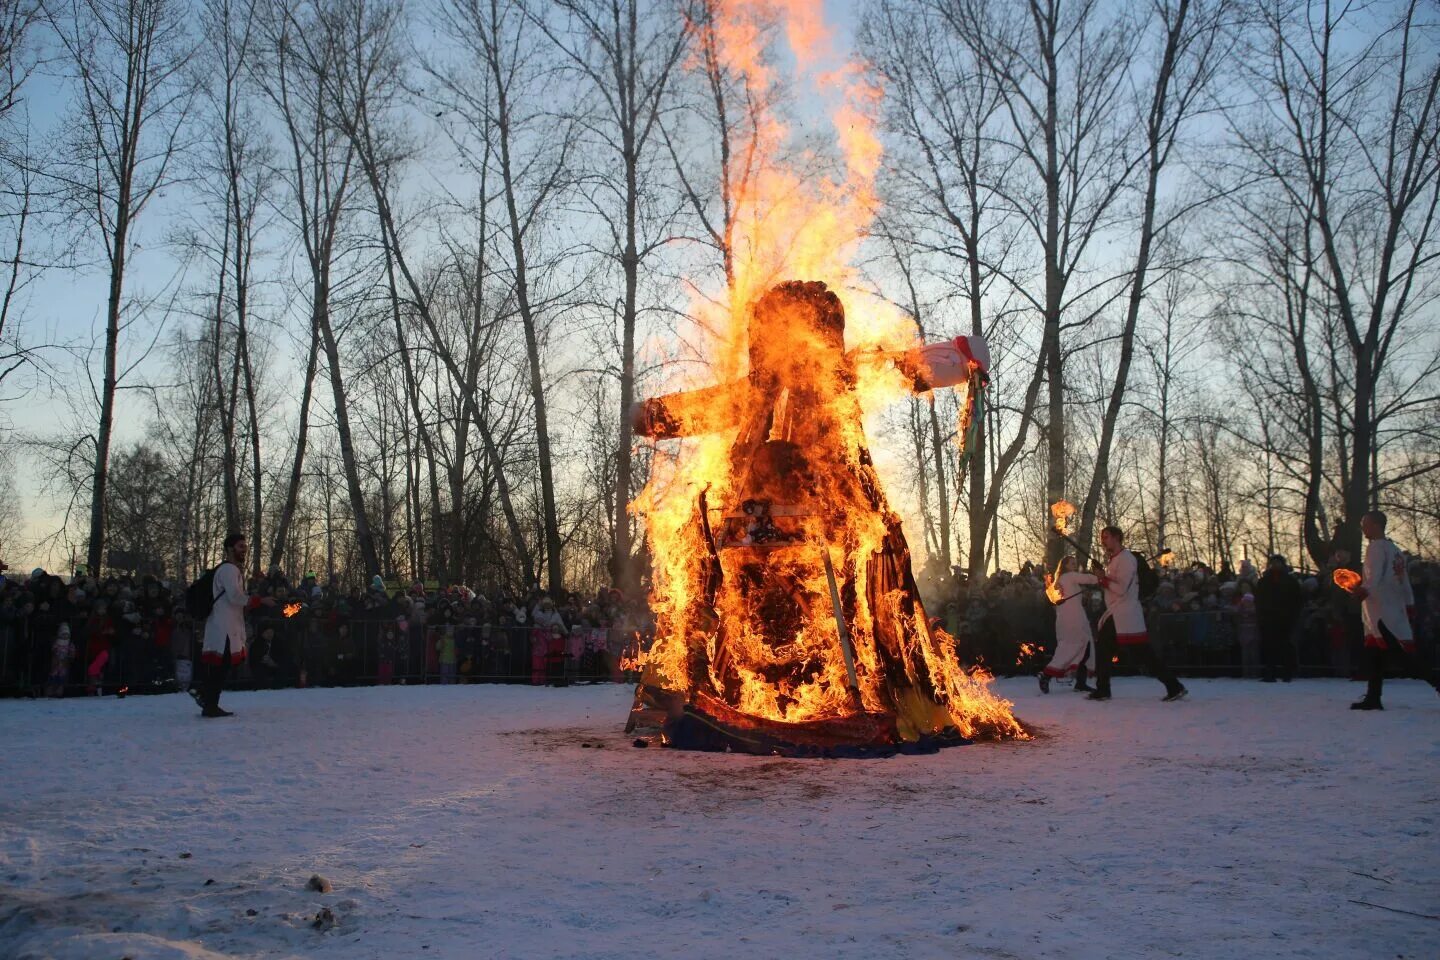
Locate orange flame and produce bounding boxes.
[283,603,302,618]
[1044,572,1065,605]
[1332,568,1362,594]
[1158,550,1176,568]
[630,2,1020,745]
[1050,500,1077,536]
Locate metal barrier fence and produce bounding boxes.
[3,608,1434,697]
[0,618,641,697]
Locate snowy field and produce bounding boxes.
[1,679,1436,960]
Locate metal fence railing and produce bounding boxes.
[0,618,644,698]
[4,608,1435,697]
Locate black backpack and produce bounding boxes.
[1135,553,1159,601]
[186,566,220,621]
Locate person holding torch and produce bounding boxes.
[1345,511,1439,710]
[1088,525,1186,703]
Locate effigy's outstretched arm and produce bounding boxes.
[631,380,745,439]
[888,335,991,393]
[881,335,991,484]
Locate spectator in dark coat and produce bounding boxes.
[1254,555,1302,682]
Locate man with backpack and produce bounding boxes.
[189,532,249,718]
[1089,525,1187,702]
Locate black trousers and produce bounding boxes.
[1259,623,1294,681]
[1363,622,1439,702]
[1094,620,1180,697]
[200,638,232,710]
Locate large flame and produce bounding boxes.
[631,1,1020,745]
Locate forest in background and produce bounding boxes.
[0,0,1436,592]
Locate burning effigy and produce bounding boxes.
[626,281,1023,755]
[619,1,1023,754]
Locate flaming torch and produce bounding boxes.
[1050,499,1077,538]
[1332,568,1362,595]
[283,602,303,618]
[1045,499,1081,605]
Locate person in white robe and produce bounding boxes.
[1089,526,1186,702]
[199,533,249,717]
[1039,556,1097,693]
[1350,511,1438,710]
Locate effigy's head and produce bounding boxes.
[748,280,849,389]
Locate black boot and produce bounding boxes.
[1073,661,1093,693]
[1162,683,1188,702]
[1038,673,1050,694]
[199,661,233,718]
[1352,647,1385,712]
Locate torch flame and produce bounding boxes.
[1050,499,1077,536]
[1044,571,1065,605]
[283,603,302,619]
[1332,568,1362,594]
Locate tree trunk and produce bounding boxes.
[268,313,320,575]
[494,75,563,594]
[316,301,381,577]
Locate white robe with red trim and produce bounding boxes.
[1362,537,1413,645]
[201,561,248,664]
[1099,549,1148,642]
[1045,571,1098,676]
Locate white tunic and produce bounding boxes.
[1099,549,1148,640]
[1045,571,1098,675]
[202,561,248,660]
[1362,537,1414,643]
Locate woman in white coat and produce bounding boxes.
[1040,556,1097,693]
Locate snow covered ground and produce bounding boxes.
[1,678,1436,960]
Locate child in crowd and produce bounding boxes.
[47,623,75,697]
[437,625,457,684]
[377,623,398,685]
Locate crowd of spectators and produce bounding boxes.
[6,545,1438,697]
[919,551,1440,679]
[0,565,655,697]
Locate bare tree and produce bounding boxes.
[1072,0,1231,555]
[49,0,194,572]
[1227,0,1440,562]
[536,0,688,591]
[427,0,576,591]
[256,0,383,578]
[861,0,1038,581]
[939,0,1140,566]
[0,0,43,397]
